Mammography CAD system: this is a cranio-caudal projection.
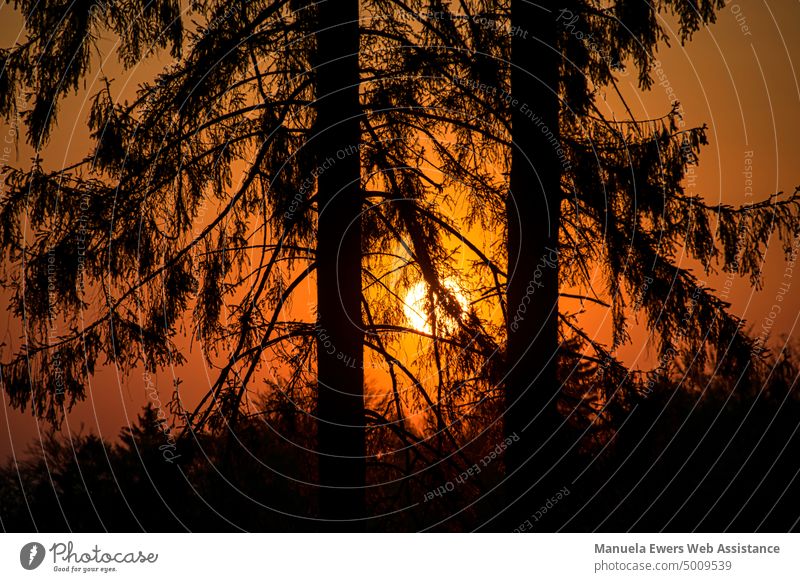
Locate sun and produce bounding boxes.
[403,277,469,335]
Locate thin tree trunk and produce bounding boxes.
[313,0,366,527]
[504,0,564,529]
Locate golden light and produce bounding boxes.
[403,277,468,335]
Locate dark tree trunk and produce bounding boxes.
[503,0,565,529]
[313,0,366,528]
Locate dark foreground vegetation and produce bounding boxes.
[3,344,797,532]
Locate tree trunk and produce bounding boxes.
[313,0,366,528]
[503,0,564,529]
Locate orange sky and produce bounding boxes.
[2,0,800,461]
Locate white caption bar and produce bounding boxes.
[1,533,797,581]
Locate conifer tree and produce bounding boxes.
[371,0,800,528]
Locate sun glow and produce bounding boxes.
[403,278,469,335]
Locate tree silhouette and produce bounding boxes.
[0,0,375,525]
[311,0,367,525]
[501,0,800,528]
[502,0,564,527]
[0,0,500,527]
[2,0,800,532]
[0,402,315,531]
[371,0,800,529]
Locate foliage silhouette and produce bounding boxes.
[1,0,799,532]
